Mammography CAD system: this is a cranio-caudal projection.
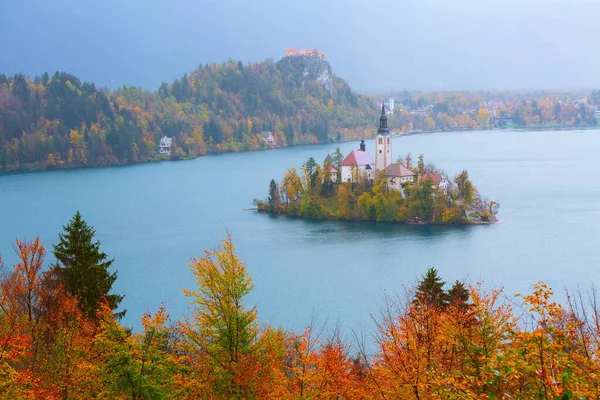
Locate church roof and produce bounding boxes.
[383,163,416,177]
[340,150,374,167]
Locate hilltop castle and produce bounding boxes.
[283,48,326,60]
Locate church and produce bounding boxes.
[339,104,415,192]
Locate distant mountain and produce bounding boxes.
[0,56,377,172]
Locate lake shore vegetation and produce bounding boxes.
[2,228,600,399]
[0,57,376,173]
[256,152,499,224]
[2,59,600,174]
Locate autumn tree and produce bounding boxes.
[281,168,303,211]
[454,170,475,203]
[52,211,124,320]
[336,183,354,219]
[182,235,275,399]
[0,239,48,395]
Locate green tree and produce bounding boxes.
[303,157,319,191]
[417,154,425,175]
[331,147,344,168]
[182,235,259,399]
[447,280,470,309]
[267,179,281,213]
[52,211,124,320]
[357,192,375,220]
[95,306,181,399]
[413,267,448,308]
[454,170,475,203]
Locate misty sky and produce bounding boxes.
[1,0,599,93]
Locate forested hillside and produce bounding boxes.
[0,57,377,172]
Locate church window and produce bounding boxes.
[378,138,383,144]
[379,150,382,153]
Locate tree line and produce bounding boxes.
[0,58,377,172]
[387,90,599,132]
[2,219,600,398]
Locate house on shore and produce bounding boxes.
[260,131,275,146]
[159,136,173,156]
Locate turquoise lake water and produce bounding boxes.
[1,129,600,332]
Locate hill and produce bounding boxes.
[0,56,377,172]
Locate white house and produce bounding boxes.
[384,97,395,115]
[159,136,173,156]
[340,140,375,182]
[383,163,416,194]
[259,131,275,146]
[420,173,450,192]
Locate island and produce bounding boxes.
[255,105,499,225]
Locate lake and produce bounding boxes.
[1,129,600,334]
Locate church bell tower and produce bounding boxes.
[376,103,392,171]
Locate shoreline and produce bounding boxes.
[256,208,498,226]
[2,125,598,177]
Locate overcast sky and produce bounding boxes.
[2,0,599,92]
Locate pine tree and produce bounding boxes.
[447,280,470,308]
[267,179,281,213]
[413,267,448,308]
[52,211,124,320]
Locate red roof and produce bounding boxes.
[420,173,446,185]
[329,166,339,173]
[340,150,374,167]
[383,163,416,177]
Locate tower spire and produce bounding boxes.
[376,100,392,172]
[378,101,388,132]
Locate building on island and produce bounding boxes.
[329,166,339,182]
[375,103,392,172]
[338,102,435,196]
[384,164,416,192]
[420,173,449,192]
[340,139,375,182]
[158,136,173,156]
[259,131,275,146]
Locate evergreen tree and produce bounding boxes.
[52,212,124,319]
[267,179,281,213]
[413,267,447,308]
[447,280,470,308]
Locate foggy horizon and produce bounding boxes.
[2,0,600,93]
